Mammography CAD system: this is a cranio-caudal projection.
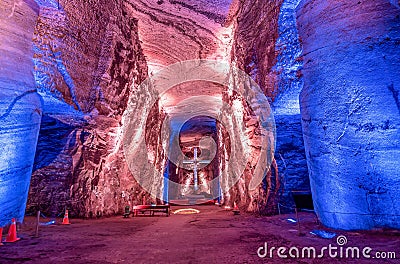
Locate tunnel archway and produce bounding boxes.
[166,115,220,204]
[122,60,277,212]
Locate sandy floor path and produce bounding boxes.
[1,206,399,263]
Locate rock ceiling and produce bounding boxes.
[127,0,236,135]
[127,0,235,70]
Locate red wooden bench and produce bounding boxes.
[132,205,170,217]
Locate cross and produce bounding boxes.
[182,147,211,192]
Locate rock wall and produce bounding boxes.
[16,0,399,226]
[230,0,309,214]
[223,0,282,215]
[217,90,279,215]
[0,0,41,226]
[231,0,283,98]
[27,0,150,217]
[28,0,279,217]
[126,0,234,72]
[272,0,309,212]
[297,0,400,229]
[274,114,309,211]
[23,0,311,219]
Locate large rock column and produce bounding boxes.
[0,0,41,226]
[297,0,400,230]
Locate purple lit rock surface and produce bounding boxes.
[27,0,150,217]
[0,0,41,226]
[297,0,400,230]
[19,0,306,218]
[231,0,309,212]
[273,0,309,210]
[1,0,399,233]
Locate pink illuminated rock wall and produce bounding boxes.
[23,0,309,218]
[226,0,308,214]
[126,0,234,71]
[231,0,283,98]
[27,0,151,217]
[233,0,282,214]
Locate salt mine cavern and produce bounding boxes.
[0,0,399,262]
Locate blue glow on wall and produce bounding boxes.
[0,92,42,226]
[0,1,42,226]
[297,0,400,230]
[272,0,302,116]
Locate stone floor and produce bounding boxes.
[0,206,399,263]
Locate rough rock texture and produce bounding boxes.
[3,0,394,229]
[273,0,303,116]
[229,0,309,213]
[22,0,309,218]
[0,0,41,226]
[126,0,235,72]
[272,0,309,211]
[33,0,147,115]
[122,0,280,214]
[297,0,400,229]
[27,0,150,217]
[231,0,283,97]
[274,114,309,211]
[222,0,282,215]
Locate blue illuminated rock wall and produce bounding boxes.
[231,0,310,213]
[273,0,309,211]
[0,0,41,226]
[297,0,400,230]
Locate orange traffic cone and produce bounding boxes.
[0,227,3,246]
[5,218,20,242]
[233,202,240,215]
[62,209,71,225]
